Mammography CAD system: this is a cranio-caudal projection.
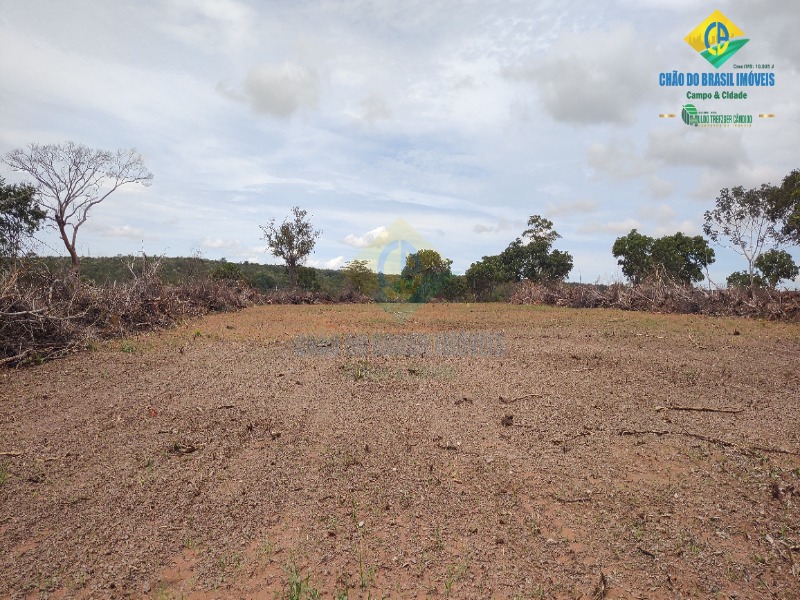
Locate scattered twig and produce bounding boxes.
[656,405,744,414]
[591,571,607,600]
[499,392,542,404]
[619,429,670,437]
[618,429,800,456]
[637,546,656,558]
[0,451,22,457]
[554,495,592,503]
[436,442,459,451]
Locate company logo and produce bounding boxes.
[681,103,699,126]
[684,10,749,69]
[680,103,752,128]
[350,218,431,320]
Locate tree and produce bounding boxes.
[209,259,244,281]
[401,249,453,302]
[703,184,786,292]
[260,206,321,289]
[465,255,511,301]
[612,229,654,285]
[650,233,715,284]
[296,265,319,291]
[753,249,799,288]
[401,249,453,279]
[499,215,573,282]
[2,142,153,273]
[767,169,800,243]
[341,259,379,296]
[0,177,46,266]
[613,229,715,285]
[726,271,765,289]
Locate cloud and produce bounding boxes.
[201,237,241,250]
[99,225,145,239]
[646,128,749,170]
[343,226,389,248]
[545,199,598,217]
[588,137,654,180]
[242,62,320,118]
[306,255,346,270]
[472,218,514,234]
[360,94,391,124]
[505,24,652,125]
[578,218,642,235]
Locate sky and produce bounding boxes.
[0,0,798,284]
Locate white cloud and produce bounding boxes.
[99,225,145,239]
[343,226,389,248]
[472,218,515,234]
[545,199,598,217]
[306,255,346,270]
[201,237,241,250]
[505,24,653,125]
[578,218,642,235]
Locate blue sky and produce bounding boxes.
[1,0,797,284]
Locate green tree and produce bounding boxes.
[401,249,453,302]
[296,265,319,291]
[753,249,799,288]
[704,185,786,292]
[612,229,654,285]
[767,169,800,243]
[0,177,45,265]
[650,233,715,284]
[341,259,379,296]
[260,206,322,289]
[3,142,152,274]
[726,271,765,289]
[499,215,573,282]
[209,259,244,281]
[465,255,511,301]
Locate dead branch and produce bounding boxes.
[656,405,744,414]
[618,429,800,456]
[499,392,543,404]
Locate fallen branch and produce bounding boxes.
[592,571,608,600]
[618,429,800,456]
[656,405,744,414]
[554,495,592,503]
[499,392,543,404]
[0,451,22,457]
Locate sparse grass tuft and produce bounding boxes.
[283,555,320,600]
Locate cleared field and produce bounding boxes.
[1,303,799,599]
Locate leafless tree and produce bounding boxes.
[3,142,153,273]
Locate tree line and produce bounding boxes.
[2,141,799,301]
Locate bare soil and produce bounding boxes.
[1,303,799,599]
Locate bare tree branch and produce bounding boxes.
[2,142,153,273]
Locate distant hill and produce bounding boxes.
[26,256,349,293]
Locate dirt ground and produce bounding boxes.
[1,303,799,599]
